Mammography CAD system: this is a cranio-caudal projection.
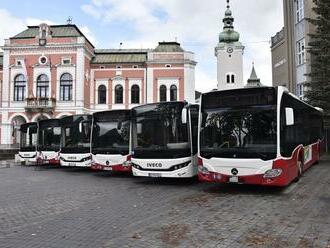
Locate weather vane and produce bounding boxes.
[67,16,73,25]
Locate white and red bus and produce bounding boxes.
[37,119,61,165]
[91,110,132,172]
[19,122,38,165]
[60,115,92,167]
[131,101,199,178]
[198,87,324,186]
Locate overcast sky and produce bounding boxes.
[0,0,284,92]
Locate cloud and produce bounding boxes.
[79,25,98,46]
[0,8,25,45]
[0,8,98,50]
[82,0,283,92]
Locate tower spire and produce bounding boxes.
[218,0,240,43]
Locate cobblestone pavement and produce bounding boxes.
[0,159,329,248]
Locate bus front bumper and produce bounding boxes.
[198,167,289,187]
[132,165,195,178]
[91,162,132,172]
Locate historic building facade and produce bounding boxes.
[0,23,196,145]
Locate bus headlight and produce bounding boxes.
[263,169,282,178]
[123,161,132,167]
[198,166,210,175]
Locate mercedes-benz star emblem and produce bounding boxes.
[231,168,238,175]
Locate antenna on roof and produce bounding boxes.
[67,16,73,25]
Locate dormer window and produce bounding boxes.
[132,65,138,68]
[116,65,122,69]
[165,64,172,68]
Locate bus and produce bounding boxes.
[19,122,38,165]
[60,115,92,167]
[198,86,324,186]
[91,110,131,172]
[131,101,199,178]
[37,119,61,165]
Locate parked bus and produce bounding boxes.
[19,122,38,165]
[198,87,324,186]
[131,101,199,178]
[37,119,61,165]
[91,110,131,172]
[60,115,92,167]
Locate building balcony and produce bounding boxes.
[25,97,56,112]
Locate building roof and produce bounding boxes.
[11,24,94,48]
[246,63,262,87]
[92,49,148,64]
[0,52,3,66]
[154,42,184,52]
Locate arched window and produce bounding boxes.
[115,85,123,104]
[36,74,49,98]
[226,75,230,84]
[231,75,235,83]
[98,85,107,104]
[170,85,177,101]
[131,84,140,104]
[14,74,26,101]
[159,85,167,102]
[60,73,73,101]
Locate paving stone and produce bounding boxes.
[0,159,329,247]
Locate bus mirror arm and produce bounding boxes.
[285,107,294,126]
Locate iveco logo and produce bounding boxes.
[147,163,162,168]
[231,168,238,175]
[68,157,76,160]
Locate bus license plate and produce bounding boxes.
[149,173,162,178]
[229,176,238,183]
[104,167,112,171]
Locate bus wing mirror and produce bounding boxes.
[117,121,122,130]
[181,108,187,124]
[79,122,83,133]
[285,108,294,126]
[137,123,142,134]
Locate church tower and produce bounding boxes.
[215,0,244,91]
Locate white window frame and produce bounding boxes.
[296,39,305,66]
[15,59,23,67]
[297,83,304,100]
[61,57,71,65]
[296,0,304,23]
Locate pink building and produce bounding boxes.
[0,24,196,145]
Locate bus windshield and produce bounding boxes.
[38,120,61,151]
[200,88,277,160]
[61,116,91,153]
[132,102,190,159]
[20,123,37,152]
[92,111,130,155]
